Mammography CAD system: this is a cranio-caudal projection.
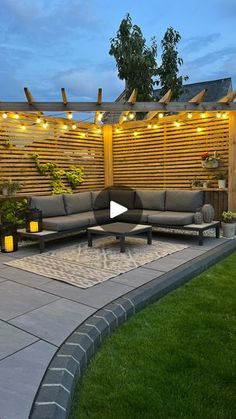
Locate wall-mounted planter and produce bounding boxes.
[202,160,219,168]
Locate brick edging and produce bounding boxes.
[30,239,236,419]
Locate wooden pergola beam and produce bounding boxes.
[97,88,102,105]
[0,102,236,112]
[146,89,173,120]
[218,91,236,103]
[189,89,208,103]
[61,88,68,105]
[24,87,34,105]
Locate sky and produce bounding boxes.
[0,0,235,109]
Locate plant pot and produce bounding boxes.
[202,160,219,168]
[222,222,236,238]
[218,179,226,189]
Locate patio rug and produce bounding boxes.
[5,237,188,289]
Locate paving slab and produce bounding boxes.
[10,298,96,346]
[0,320,38,360]
[0,281,60,321]
[38,279,134,309]
[145,255,190,271]
[0,266,53,287]
[111,266,164,287]
[0,340,56,419]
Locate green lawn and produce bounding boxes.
[70,252,236,419]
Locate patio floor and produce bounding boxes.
[0,231,235,419]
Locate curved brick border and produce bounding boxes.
[30,239,236,419]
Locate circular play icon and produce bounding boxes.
[93,186,143,232]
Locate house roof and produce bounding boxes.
[103,77,233,124]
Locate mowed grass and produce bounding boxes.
[70,252,236,419]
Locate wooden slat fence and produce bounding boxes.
[0,113,104,195]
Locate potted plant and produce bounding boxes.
[221,211,236,238]
[212,171,227,189]
[201,151,220,168]
[0,179,22,196]
[191,177,203,189]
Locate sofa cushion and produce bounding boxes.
[135,190,165,210]
[88,209,110,226]
[29,195,66,218]
[109,189,135,209]
[116,209,161,224]
[165,191,203,212]
[63,192,92,215]
[42,213,90,231]
[91,190,110,210]
[148,211,195,226]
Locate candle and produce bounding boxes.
[29,221,39,233]
[4,235,14,252]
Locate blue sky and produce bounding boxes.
[0,0,235,106]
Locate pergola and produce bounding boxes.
[1,87,236,213]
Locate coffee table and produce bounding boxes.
[87,222,152,253]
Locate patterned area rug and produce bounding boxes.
[6,237,188,289]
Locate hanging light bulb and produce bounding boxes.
[14,112,20,119]
[115,128,120,133]
[201,112,207,118]
[36,116,41,124]
[67,112,73,120]
[21,123,26,130]
[128,112,135,120]
[123,115,128,122]
[97,112,103,122]
[222,112,228,119]
[63,123,68,130]
[72,124,77,130]
[174,121,181,127]
[2,112,7,119]
[81,132,86,138]
[97,127,102,133]
[147,124,152,129]
[153,124,158,129]
[197,127,203,133]
[133,131,138,136]
[187,112,193,119]
[158,112,164,119]
[43,121,48,129]
[216,112,221,118]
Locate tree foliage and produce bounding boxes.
[109,13,158,101]
[158,27,188,100]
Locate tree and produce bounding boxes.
[109,13,158,101]
[157,27,188,100]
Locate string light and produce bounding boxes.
[21,123,26,130]
[43,121,48,129]
[133,131,138,136]
[201,112,207,118]
[187,112,193,119]
[147,124,152,129]
[158,112,164,119]
[222,112,228,119]
[2,112,7,119]
[67,112,73,120]
[72,124,77,130]
[128,112,135,120]
[97,128,102,134]
[153,124,158,129]
[115,128,121,133]
[123,115,128,122]
[216,112,221,118]
[197,127,203,132]
[97,112,103,121]
[36,117,41,124]
[81,132,86,138]
[63,124,68,130]
[174,121,181,127]
[14,113,19,119]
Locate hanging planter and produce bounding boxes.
[201,160,219,168]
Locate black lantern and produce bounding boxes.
[26,209,43,233]
[0,223,18,253]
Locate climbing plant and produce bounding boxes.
[31,154,84,194]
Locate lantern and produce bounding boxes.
[26,209,43,233]
[0,223,18,253]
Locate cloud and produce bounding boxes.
[182,33,221,54]
[186,47,236,69]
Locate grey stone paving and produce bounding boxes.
[0,232,233,419]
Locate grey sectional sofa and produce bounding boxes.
[28,189,216,250]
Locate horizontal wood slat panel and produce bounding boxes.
[113,116,229,195]
[0,113,104,195]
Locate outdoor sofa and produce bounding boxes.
[27,189,219,249]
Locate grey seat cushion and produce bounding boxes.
[148,211,195,226]
[91,190,110,210]
[165,191,203,212]
[135,190,165,211]
[63,192,92,215]
[43,213,90,231]
[116,209,162,224]
[29,195,66,218]
[109,189,135,209]
[88,209,110,226]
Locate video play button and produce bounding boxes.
[110,201,127,219]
